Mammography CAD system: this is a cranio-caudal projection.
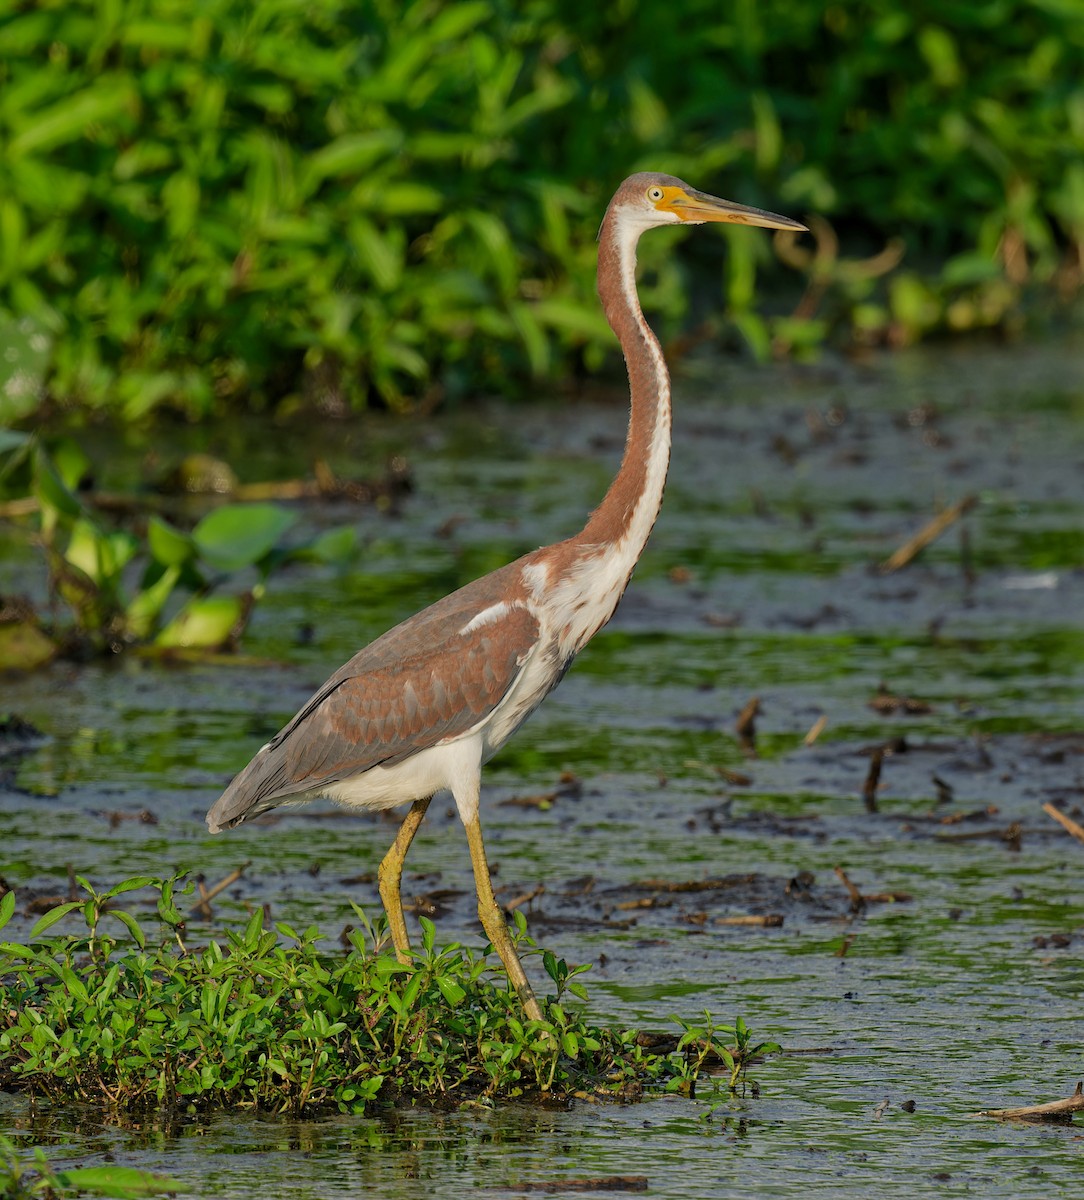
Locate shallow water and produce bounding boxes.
[2,337,1084,1196]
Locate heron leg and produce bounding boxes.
[377,796,432,963]
[463,811,544,1023]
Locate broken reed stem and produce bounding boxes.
[187,863,250,919]
[735,696,759,737]
[803,714,828,746]
[880,494,977,573]
[504,884,545,913]
[735,696,759,758]
[1043,802,1084,847]
[862,748,883,812]
[834,865,866,913]
[714,914,784,927]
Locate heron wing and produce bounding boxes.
[207,571,541,828]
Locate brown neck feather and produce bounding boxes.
[578,208,672,551]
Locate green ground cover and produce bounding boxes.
[0,879,775,1115]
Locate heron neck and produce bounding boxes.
[579,210,672,557]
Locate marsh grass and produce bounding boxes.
[0,878,770,1117]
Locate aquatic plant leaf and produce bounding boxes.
[288,524,358,564]
[193,503,297,571]
[155,595,245,649]
[125,565,181,639]
[0,618,56,671]
[147,515,195,566]
[0,889,13,931]
[51,436,91,491]
[65,518,137,586]
[53,1165,191,1197]
[32,445,81,523]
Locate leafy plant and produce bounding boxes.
[0,878,780,1115]
[674,1011,782,1095]
[3,0,1079,419]
[0,433,357,662]
[0,1132,188,1199]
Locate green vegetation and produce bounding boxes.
[0,1134,187,1199]
[1,0,1081,420]
[0,432,356,665]
[0,878,775,1115]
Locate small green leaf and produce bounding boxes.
[32,446,81,523]
[193,503,297,571]
[29,901,83,938]
[0,888,14,931]
[290,524,358,564]
[53,1165,192,1197]
[51,436,92,491]
[435,975,466,1006]
[125,565,181,638]
[59,964,90,1004]
[147,515,195,566]
[104,876,157,899]
[155,595,245,649]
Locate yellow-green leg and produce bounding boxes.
[463,810,544,1023]
[377,796,432,962]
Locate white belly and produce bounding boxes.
[319,732,485,812]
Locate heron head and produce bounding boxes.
[618,172,807,234]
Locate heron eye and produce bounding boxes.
[647,186,664,202]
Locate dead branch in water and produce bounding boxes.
[1043,802,1084,847]
[980,1082,1084,1121]
[188,863,250,920]
[880,495,976,573]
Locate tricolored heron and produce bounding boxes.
[207,173,805,1022]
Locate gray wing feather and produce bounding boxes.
[207,565,540,831]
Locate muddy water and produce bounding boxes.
[2,337,1084,1196]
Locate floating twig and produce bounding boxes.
[499,790,559,809]
[880,495,977,573]
[630,875,756,894]
[187,863,250,920]
[980,1082,1084,1121]
[1043,802,1084,847]
[514,1176,648,1193]
[803,714,828,746]
[869,686,933,715]
[834,866,866,913]
[504,884,545,913]
[714,914,784,927]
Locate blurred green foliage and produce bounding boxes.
[0,431,358,663]
[0,0,1082,419]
